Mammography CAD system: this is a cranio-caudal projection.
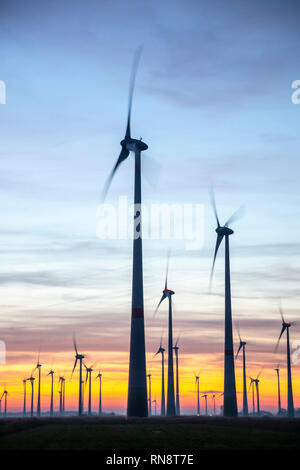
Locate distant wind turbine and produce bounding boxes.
[155,253,176,416]
[249,372,261,415]
[71,336,85,416]
[84,363,95,416]
[1,389,8,416]
[22,378,27,416]
[195,374,200,416]
[202,394,208,416]
[58,376,65,415]
[152,399,157,416]
[275,305,295,418]
[212,394,216,415]
[102,47,148,417]
[96,371,102,415]
[47,369,55,416]
[154,340,165,416]
[34,353,42,416]
[235,327,248,416]
[173,337,180,416]
[249,377,255,415]
[210,190,243,417]
[147,373,152,416]
[27,369,35,417]
[274,365,282,415]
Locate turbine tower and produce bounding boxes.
[154,340,165,416]
[58,376,65,415]
[253,373,261,416]
[249,377,255,415]
[152,399,157,416]
[96,371,102,415]
[22,378,27,416]
[47,369,54,416]
[274,365,282,415]
[275,306,295,418]
[84,363,95,416]
[34,354,42,416]
[235,329,248,416]
[210,190,243,417]
[147,373,152,416]
[155,254,176,416]
[195,375,200,416]
[102,48,148,418]
[212,394,216,415]
[202,394,208,416]
[173,337,180,416]
[71,336,85,416]
[1,390,8,416]
[27,370,35,417]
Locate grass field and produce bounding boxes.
[0,416,299,451]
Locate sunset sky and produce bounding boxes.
[0,0,300,414]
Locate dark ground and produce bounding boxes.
[0,416,299,451]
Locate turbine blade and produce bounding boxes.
[235,342,243,359]
[125,46,143,139]
[209,234,224,289]
[155,292,167,313]
[73,334,78,355]
[71,359,78,378]
[279,304,285,323]
[101,147,130,201]
[225,205,245,227]
[210,187,220,228]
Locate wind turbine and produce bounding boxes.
[152,399,157,416]
[47,369,54,416]
[147,373,152,416]
[155,254,176,416]
[274,365,282,415]
[102,48,148,417]
[212,394,216,415]
[275,306,295,418]
[22,378,27,416]
[84,363,95,416]
[154,340,165,416]
[173,337,180,416]
[1,389,8,416]
[202,394,208,416]
[96,371,102,415]
[209,190,243,417]
[235,328,248,416]
[58,376,65,415]
[253,373,261,416]
[27,369,35,417]
[34,353,42,416]
[71,336,85,416]
[195,374,200,416]
[249,377,255,415]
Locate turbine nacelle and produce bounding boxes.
[163,287,175,297]
[121,138,148,153]
[215,226,234,236]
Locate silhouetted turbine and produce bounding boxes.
[96,371,102,415]
[155,253,176,416]
[27,369,35,417]
[47,369,54,416]
[249,377,255,415]
[274,365,282,415]
[275,306,295,418]
[71,336,85,416]
[173,337,180,416]
[212,394,216,415]
[235,327,248,416]
[202,394,208,416]
[58,376,65,415]
[195,375,200,416]
[210,189,243,417]
[84,363,95,416]
[22,378,27,416]
[154,340,165,416]
[147,373,152,416]
[34,353,42,416]
[1,389,8,416]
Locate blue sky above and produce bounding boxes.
[0,0,300,411]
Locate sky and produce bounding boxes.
[0,0,300,414]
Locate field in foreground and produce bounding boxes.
[0,416,299,450]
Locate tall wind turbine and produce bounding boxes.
[202,394,208,416]
[235,329,248,416]
[210,190,243,417]
[253,373,261,416]
[102,48,148,418]
[275,306,295,418]
[274,365,282,415]
[84,363,95,416]
[96,371,102,415]
[22,378,27,416]
[1,389,8,416]
[195,375,200,416]
[71,336,85,416]
[47,369,54,416]
[34,354,42,416]
[27,369,35,417]
[155,254,176,416]
[173,337,180,416]
[58,376,65,415]
[147,373,152,416]
[154,340,165,416]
